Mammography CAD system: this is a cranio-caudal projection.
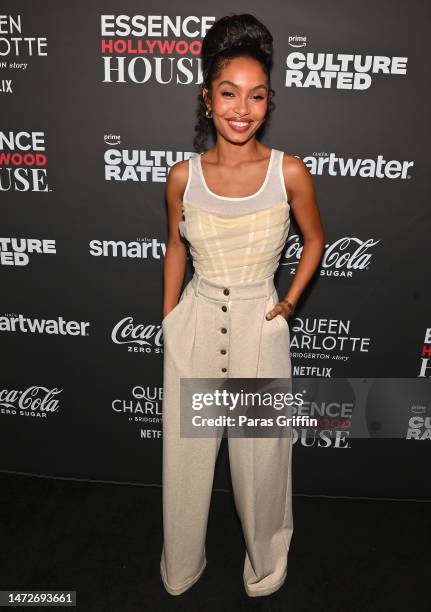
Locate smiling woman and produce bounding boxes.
[160,12,325,600]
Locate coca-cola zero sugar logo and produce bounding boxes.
[282,235,380,277]
[111,316,164,354]
[0,385,62,418]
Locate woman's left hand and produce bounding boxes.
[265,300,294,322]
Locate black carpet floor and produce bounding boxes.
[1,471,430,612]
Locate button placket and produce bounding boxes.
[219,287,230,376]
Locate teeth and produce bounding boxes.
[228,121,251,127]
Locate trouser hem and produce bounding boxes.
[160,557,207,596]
[244,570,287,597]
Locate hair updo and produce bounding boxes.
[193,13,275,152]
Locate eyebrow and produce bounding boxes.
[217,80,268,91]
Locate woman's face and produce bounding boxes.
[203,56,269,145]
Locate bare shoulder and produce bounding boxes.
[280,151,314,196]
[166,158,190,201]
[281,152,311,179]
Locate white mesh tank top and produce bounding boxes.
[179,147,291,284]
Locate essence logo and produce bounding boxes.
[0,131,50,192]
[419,328,431,378]
[100,14,216,85]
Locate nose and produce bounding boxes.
[233,96,250,117]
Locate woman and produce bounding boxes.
[160,13,325,597]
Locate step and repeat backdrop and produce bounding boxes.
[1,1,430,499]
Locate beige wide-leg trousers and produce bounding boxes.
[160,272,293,597]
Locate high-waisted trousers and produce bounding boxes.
[160,271,293,597]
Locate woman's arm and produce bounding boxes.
[163,160,189,318]
[266,154,325,321]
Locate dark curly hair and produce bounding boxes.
[193,13,275,153]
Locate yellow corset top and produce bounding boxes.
[178,148,291,285]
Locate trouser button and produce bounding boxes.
[221,328,227,334]
[221,305,227,312]
[220,349,226,354]
[223,288,230,295]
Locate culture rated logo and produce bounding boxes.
[0,237,56,266]
[284,41,408,90]
[103,142,193,182]
[407,405,431,440]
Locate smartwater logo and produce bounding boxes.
[0,314,90,336]
[89,238,165,259]
[419,328,431,378]
[302,153,413,179]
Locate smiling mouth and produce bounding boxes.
[226,119,254,129]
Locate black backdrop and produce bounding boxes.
[1,1,430,499]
